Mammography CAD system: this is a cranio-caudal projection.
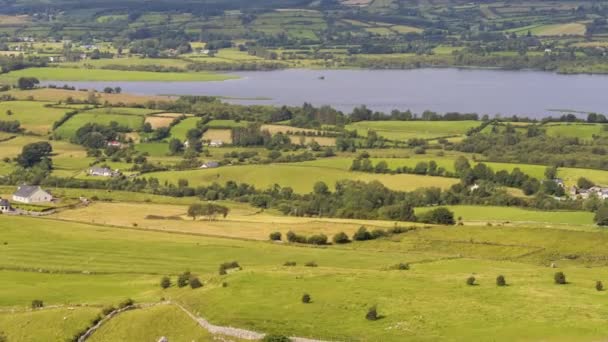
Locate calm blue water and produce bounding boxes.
[45,68,608,118]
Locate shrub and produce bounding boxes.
[160,276,171,289]
[222,282,228,287]
[101,306,116,316]
[219,261,241,275]
[118,298,134,309]
[286,230,306,243]
[301,293,311,304]
[496,275,506,287]
[262,335,291,342]
[419,207,455,225]
[304,261,318,267]
[366,306,379,321]
[269,231,282,241]
[332,232,350,244]
[370,229,388,239]
[554,272,567,285]
[306,234,328,245]
[352,226,372,241]
[389,263,410,270]
[283,261,296,266]
[177,271,191,287]
[596,280,604,291]
[189,277,203,289]
[594,206,608,226]
[466,276,476,286]
[31,299,44,309]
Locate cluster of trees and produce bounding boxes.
[456,126,608,170]
[0,120,21,133]
[186,203,230,220]
[72,122,129,149]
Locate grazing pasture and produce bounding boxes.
[345,121,480,140]
[0,67,236,82]
[0,101,67,134]
[144,163,459,193]
[169,117,200,140]
[203,129,232,143]
[54,113,144,139]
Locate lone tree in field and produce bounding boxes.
[332,231,350,244]
[31,299,43,309]
[269,231,282,241]
[187,203,230,221]
[594,206,608,226]
[596,281,604,291]
[496,275,507,286]
[301,293,311,304]
[189,277,203,289]
[466,276,476,286]
[554,272,567,285]
[177,271,191,287]
[366,305,379,321]
[160,276,171,289]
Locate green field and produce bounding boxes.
[144,163,459,193]
[169,117,200,140]
[0,67,236,82]
[544,123,608,139]
[0,101,68,134]
[4,215,608,341]
[416,205,595,228]
[345,121,480,140]
[54,113,144,139]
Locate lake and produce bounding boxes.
[46,68,608,118]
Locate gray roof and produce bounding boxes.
[204,161,219,167]
[13,185,43,198]
[0,199,9,206]
[90,166,111,172]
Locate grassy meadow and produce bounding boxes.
[4,215,608,341]
[54,113,144,139]
[345,121,480,140]
[0,67,236,82]
[0,101,67,134]
[144,163,459,193]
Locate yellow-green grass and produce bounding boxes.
[559,167,608,187]
[544,123,608,139]
[5,215,608,340]
[207,119,247,128]
[6,88,172,106]
[54,113,144,139]
[293,157,548,180]
[345,120,480,140]
[390,25,423,34]
[289,135,336,146]
[202,129,232,143]
[169,117,200,140]
[0,136,86,161]
[83,107,159,116]
[144,115,175,129]
[365,27,394,35]
[0,307,101,342]
[415,205,595,228]
[0,101,68,134]
[60,57,192,69]
[88,304,224,342]
[144,163,459,193]
[534,22,586,36]
[0,67,236,82]
[51,201,402,240]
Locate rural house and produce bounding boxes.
[209,140,224,147]
[12,185,53,204]
[200,161,220,169]
[0,198,11,213]
[88,166,119,177]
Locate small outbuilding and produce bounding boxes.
[200,161,220,169]
[0,198,11,213]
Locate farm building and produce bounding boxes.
[209,140,224,147]
[88,166,119,177]
[12,185,53,204]
[570,186,608,200]
[0,198,11,213]
[107,141,122,148]
[200,161,220,169]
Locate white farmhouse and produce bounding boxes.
[0,198,11,213]
[12,185,53,204]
